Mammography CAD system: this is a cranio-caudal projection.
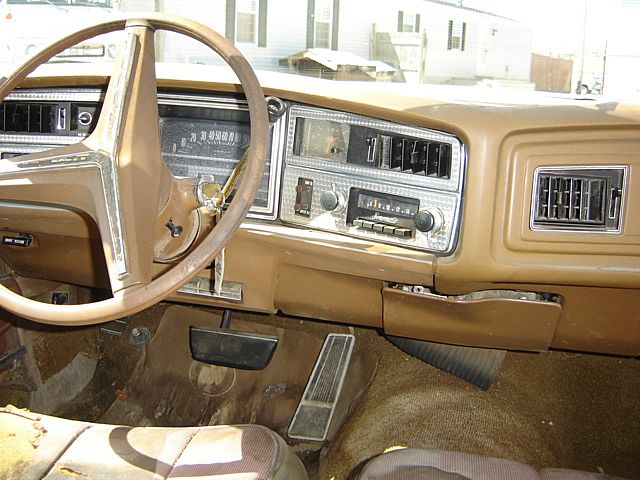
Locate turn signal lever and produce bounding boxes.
[195,96,285,215]
[194,148,248,215]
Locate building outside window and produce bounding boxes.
[236,0,257,43]
[448,20,466,50]
[314,0,332,48]
[398,11,420,33]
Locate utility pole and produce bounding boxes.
[155,0,165,62]
[601,40,608,94]
[576,0,587,94]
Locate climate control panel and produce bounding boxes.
[280,105,465,255]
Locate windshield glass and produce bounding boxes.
[1,0,638,100]
[6,0,112,6]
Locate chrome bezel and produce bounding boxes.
[0,88,284,220]
[529,165,628,235]
[280,104,466,255]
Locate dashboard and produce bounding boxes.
[0,88,464,254]
[0,74,639,358]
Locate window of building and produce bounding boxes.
[448,20,466,50]
[314,0,332,48]
[236,0,258,44]
[306,0,339,50]
[397,11,421,33]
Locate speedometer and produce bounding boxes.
[160,117,250,178]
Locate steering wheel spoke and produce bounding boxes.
[84,21,171,291]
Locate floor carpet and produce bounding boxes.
[4,304,639,479]
[316,326,640,480]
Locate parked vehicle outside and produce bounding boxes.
[0,0,121,63]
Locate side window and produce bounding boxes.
[447,20,466,51]
[397,11,421,33]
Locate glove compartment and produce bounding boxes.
[382,287,562,351]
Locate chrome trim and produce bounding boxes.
[529,165,628,235]
[177,277,243,302]
[1,89,283,220]
[94,29,139,278]
[280,104,466,255]
[286,105,465,194]
[0,150,129,277]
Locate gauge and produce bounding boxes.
[295,118,351,163]
[160,117,251,178]
[159,117,271,208]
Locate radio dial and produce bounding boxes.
[320,190,346,212]
[415,208,443,233]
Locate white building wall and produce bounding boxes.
[373,0,530,83]
[120,0,532,84]
[477,20,531,80]
[336,0,371,59]
[234,0,307,71]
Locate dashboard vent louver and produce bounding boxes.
[0,102,58,134]
[384,136,452,179]
[532,167,625,232]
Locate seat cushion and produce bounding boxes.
[0,405,307,480]
[359,448,541,480]
[540,469,629,480]
[359,448,631,480]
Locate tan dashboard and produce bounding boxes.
[0,66,639,356]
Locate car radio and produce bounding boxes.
[280,105,465,255]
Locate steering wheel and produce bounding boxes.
[0,14,269,325]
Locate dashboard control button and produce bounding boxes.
[320,189,346,212]
[415,210,435,232]
[320,190,339,211]
[353,219,365,228]
[393,227,413,238]
[415,208,443,233]
[361,220,375,229]
[382,225,396,235]
[373,223,385,232]
[294,177,314,217]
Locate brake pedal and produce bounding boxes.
[288,333,355,442]
[189,309,279,370]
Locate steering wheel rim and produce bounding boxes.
[0,14,269,325]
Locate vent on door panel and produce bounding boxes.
[531,167,625,232]
[0,102,58,134]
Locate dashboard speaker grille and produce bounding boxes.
[532,167,625,232]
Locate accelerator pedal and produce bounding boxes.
[189,310,279,370]
[288,333,355,442]
[387,335,506,390]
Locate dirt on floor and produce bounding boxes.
[319,327,640,480]
[3,304,639,480]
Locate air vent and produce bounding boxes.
[0,102,58,134]
[382,135,452,179]
[532,167,625,232]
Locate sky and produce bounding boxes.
[457,0,639,57]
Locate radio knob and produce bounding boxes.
[415,208,443,233]
[320,190,345,212]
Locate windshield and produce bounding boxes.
[1,0,638,100]
[6,0,112,6]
